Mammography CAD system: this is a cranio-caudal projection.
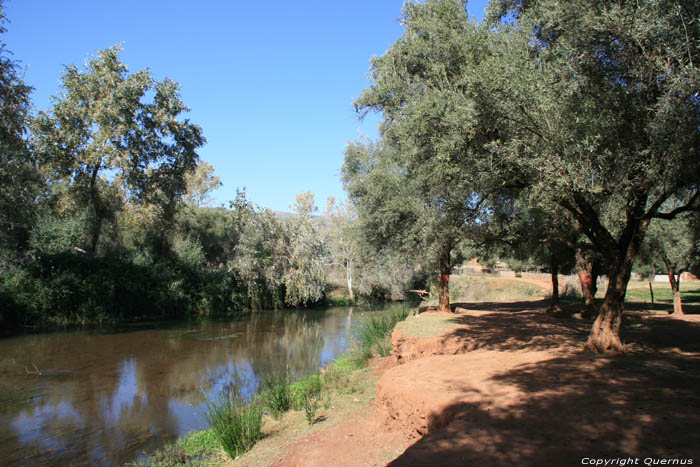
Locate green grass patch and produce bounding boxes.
[624,281,700,307]
[357,307,410,359]
[202,389,263,460]
[394,314,462,339]
[260,375,292,420]
[290,374,321,411]
[127,430,221,466]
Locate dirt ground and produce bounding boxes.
[270,299,700,467]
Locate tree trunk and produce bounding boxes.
[437,248,451,313]
[346,258,354,302]
[548,255,563,312]
[84,162,103,254]
[667,266,684,315]
[585,253,637,353]
[648,267,655,304]
[571,192,649,354]
[576,248,599,319]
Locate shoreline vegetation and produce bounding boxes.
[129,279,700,466]
[129,306,411,467]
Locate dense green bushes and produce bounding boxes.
[0,251,248,331]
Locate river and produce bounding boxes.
[0,307,372,465]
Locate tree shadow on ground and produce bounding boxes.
[389,307,700,466]
[389,351,700,466]
[431,305,590,353]
[440,301,700,353]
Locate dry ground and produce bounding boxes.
[239,279,700,466]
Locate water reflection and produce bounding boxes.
[0,307,360,466]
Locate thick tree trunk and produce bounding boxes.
[548,255,563,313]
[437,248,451,314]
[585,253,637,353]
[576,249,599,319]
[667,267,684,315]
[568,191,649,354]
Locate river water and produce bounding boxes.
[0,307,370,465]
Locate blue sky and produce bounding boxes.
[3,0,488,212]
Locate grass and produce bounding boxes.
[394,314,463,339]
[135,305,411,465]
[260,375,292,420]
[128,430,222,466]
[423,275,548,306]
[625,280,700,303]
[202,389,263,460]
[357,306,411,359]
[289,374,321,411]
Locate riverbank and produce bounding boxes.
[149,300,699,466]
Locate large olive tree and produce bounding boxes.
[485,0,700,351]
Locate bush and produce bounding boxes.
[202,389,263,459]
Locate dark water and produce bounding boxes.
[0,307,364,466]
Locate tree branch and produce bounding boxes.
[652,191,700,220]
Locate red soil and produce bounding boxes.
[273,303,700,466]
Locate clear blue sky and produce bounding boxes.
[4,0,488,212]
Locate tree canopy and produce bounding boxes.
[346,0,700,351]
[33,45,206,254]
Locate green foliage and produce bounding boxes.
[0,4,37,253]
[29,213,85,256]
[343,1,499,309]
[182,161,222,208]
[358,308,410,358]
[260,375,292,420]
[302,392,319,425]
[202,389,263,460]
[282,192,329,306]
[289,374,321,411]
[129,430,220,467]
[32,45,205,254]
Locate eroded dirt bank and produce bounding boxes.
[273,303,700,466]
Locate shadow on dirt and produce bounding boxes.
[389,350,700,466]
[389,307,700,466]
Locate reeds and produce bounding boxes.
[202,388,263,459]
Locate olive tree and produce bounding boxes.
[484,0,700,352]
[640,212,699,315]
[346,1,498,313]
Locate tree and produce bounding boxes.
[282,192,328,307]
[183,160,221,208]
[640,212,699,315]
[228,190,287,310]
[0,2,37,253]
[322,197,359,301]
[33,45,205,254]
[482,0,700,351]
[347,1,497,313]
